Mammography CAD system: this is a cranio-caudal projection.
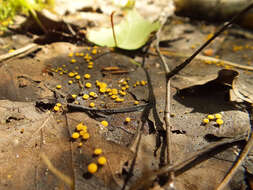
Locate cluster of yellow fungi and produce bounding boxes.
[51,46,147,107]
[203,113,223,126]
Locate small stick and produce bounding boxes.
[41,153,74,189]
[0,43,38,63]
[155,9,173,169]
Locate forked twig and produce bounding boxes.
[166,2,253,79]
[129,135,246,190]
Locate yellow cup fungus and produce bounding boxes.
[72,94,77,99]
[70,59,76,63]
[56,85,62,89]
[207,115,215,120]
[98,156,107,165]
[88,65,93,69]
[85,82,92,88]
[89,102,95,108]
[94,148,102,155]
[115,98,124,102]
[75,75,81,80]
[101,120,108,127]
[88,163,98,174]
[82,94,89,100]
[111,88,118,95]
[84,74,91,79]
[56,103,62,107]
[53,106,60,112]
[215,113,222,119]
[82,132,90,140]
[89,91,97,98]
[78,142,83,147]
[134,101,139,105]
[76,123,87,131]
[125,117,131,123]
[216,119,224,125]
[68,72,75,77]
[203,118,209,124]
[72,132,80,139]
[68,80,73,84]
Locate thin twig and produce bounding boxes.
[41,153,74,189]
[0,43,38,62]
[155,8,172,168]
[166,2,253,79]
[216,104,253,190]
[151,49,253,71]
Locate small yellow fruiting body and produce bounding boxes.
[82,132,90,140]
[84,74,91,79]
[78,142,83,147]
[134,101,139,105]
[72,132,80,139]
[68,72,75,77]
[119,90,126,96]
[99,88,106,93]
[91,49,97,54]
[75,75,81,80]
[207,115,215,120]
[215,113,222,119]
[72,94,77,99]
[203,118,209,124]
[54,106,60,111]
[111,95,118,99]
[88,163,98,173]
[89,102,95,108]
[79,130,87,135]
[101,120,108,127]
[68,52,73,57]
[125,117,131,123]
[140,80,147,86]
[85,82,92,88]
[56,85,62,89]
[68,80,73,84]
[56,103,62,107]
[76,123,85,131]
[98,156,107,165]
[70,59,76,63]
[89,91,97,98]
[216,119,224,125]
[88,65,93,69]
[111,88,118,95]
[115,98,124,102]
[94,148,102,155]
[82,94,89,100]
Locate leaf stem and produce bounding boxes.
[111,11,118,47]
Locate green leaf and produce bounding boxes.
[86,9,160,50]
